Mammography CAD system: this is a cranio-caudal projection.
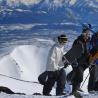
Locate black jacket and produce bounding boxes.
[72,35,90,69]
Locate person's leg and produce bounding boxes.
[43,72,55,95]
[72,66,83,93]
[56,69,66,95]
[94,80,98,91]
[88,66,96,92]
[67,70,75,84]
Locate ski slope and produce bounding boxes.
[0,37,98,98]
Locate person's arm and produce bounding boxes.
[49,46,57,69]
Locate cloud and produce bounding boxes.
[69,0,77,5]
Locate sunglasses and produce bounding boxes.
[59,38,68,43]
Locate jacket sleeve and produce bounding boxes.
[49,46,57,68]
[72,39,82,47]
[72,39,84,54]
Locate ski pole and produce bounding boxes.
[80,71,90,89]
[80,64,95,88]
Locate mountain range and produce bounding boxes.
[0,0,98,26]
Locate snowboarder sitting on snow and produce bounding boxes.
[67,26,91,94]
[42,34,69,96]
[88,31,98,92]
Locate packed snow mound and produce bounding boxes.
[0,55,20,79]
[10,45,50,81]
[0,38,56,95]
[0,38,54,82]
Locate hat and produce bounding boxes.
[82,24,92,33]
[58,34,67,43]
[82,24,92,30]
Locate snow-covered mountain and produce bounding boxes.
[0,0,98,26]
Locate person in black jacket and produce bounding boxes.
[88,31,98,92]
[71,28,91,93]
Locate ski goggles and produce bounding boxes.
[59,37,68,43]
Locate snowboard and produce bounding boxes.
[64,42,83,64]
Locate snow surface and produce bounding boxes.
[0,38,54,82]
[0,36,98,98]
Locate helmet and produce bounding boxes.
[82,23,92,30]
[82,23,91,33]
[58,34,67,44]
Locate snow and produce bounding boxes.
[0,0,97,9]
[0,37,76,98]
[0,55,20,79]
[0,75,43,95]
[0,38,56,97]
[7,0,42,6]
[0,36,98,98]
[0,36,67,93]
[0,0,98,97]
[0,38,53,82]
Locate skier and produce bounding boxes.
[69,27,91,94]
[90,31,98,47]
[88,31,98,92]
[42,34,69,96]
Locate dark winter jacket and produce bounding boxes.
[90,45,98,56]
[90,33,98,64]
[72,35,91,69]
[91,33,98,47]
[90,33,98,56]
